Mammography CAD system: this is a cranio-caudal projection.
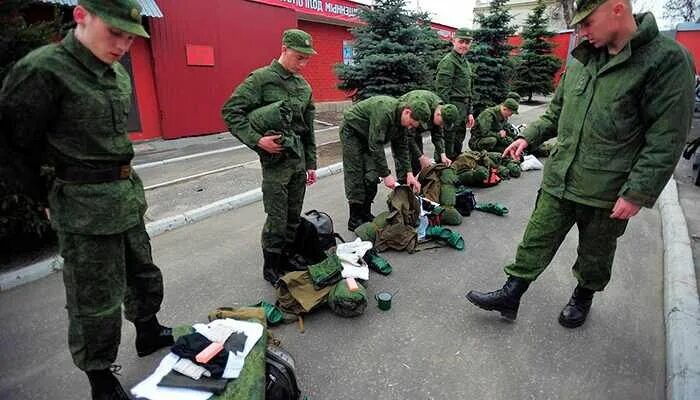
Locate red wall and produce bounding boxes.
[129,37,162,141]
[149,0,297,139]
[676,30,700,73]
[297,20,353,102]
[507,32,572,86]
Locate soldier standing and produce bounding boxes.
[468,98,520,153]
[340,95,430,230]
[397,89,459,173]
[435,28,475,161]
[222,29,317,285]
[0,1,173,398]
[466,0,695,328]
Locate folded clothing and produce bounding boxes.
[171,333,228,378]
[157,370,229,394]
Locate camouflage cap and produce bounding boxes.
[440,104,459,129]
[502,98,519,114]
[403,99,431,125]
[506,91,522,102]
[79,0,149,38]
[454,28,473,40]
[283,29,317,55]
[571,0,606,26]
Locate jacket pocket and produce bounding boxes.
[580,150,633,172]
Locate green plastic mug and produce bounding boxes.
[375,292,392,311]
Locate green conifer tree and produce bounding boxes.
[511,0,562,102]
[468,0,517,115]
[335,0,442,100]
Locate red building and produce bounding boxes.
[43,0,457,141]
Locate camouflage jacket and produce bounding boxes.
[341,96,410,178]
[520,13,695,208]
[398,89,445,158]
[469,105,507,142]
[0,31,146,235]
[221,60,317,170]
[434,50,473,113]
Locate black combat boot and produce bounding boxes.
[262,250,282,285]
[86,366,131,400]
[361,200,375,222]
[135,316,174,357]
[558,285,595,328]
[465,276,530,320]
[347,203,366,231]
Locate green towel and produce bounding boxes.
[475,202,509,216]
[425,226,465,250]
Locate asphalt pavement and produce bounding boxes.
[0,137,666,400]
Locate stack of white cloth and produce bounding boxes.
[335,238,373,280]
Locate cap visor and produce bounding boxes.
[100,14,150,38]
[570,9,593,26]
[290,46,317,55]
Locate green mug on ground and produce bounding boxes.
[375,292,392,311]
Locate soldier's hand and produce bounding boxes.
[383,175,398,189]
[440,153,452,167]
[499,130,507,138]
[258,135,283,154]
[306,169,317,186]
[418,155,433,170]
[406,173,421,193]
[503,138,528,160]
[610,197,641,220]
[467,114,475,129]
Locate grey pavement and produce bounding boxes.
[0,157,665,399]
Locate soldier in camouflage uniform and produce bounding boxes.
[0,1,173,398]
[466,1,695,328]
[397,89,459,174]
[340,95,430,230]
[435,28,475,161]
[222,29,317,285]
[468,98,520,153]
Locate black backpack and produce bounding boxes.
[265,345,301,400]
[290,210,344,267]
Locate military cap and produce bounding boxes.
[440,104,459,129]
[403,99,431,125]
[78,0,149,38]
[571,0,606,26]
[502,98,519,114]
[454,28,473,40]
[283,29,317,55]
[506,91,522,102]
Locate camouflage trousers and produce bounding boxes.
[468,136,512,154]
[261,159,307,253]
[445,100,469,160]
[340,125,379,205]
[58,222,164,371]
[504,190,629,291]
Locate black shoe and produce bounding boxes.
[135,317,174,357]
[558,285,595,328]
[86,366,131,400]
[263,250,282,285]
[361,201,375,222]
[465,276,530,320]
[347,203,366,231]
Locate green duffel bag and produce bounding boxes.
[440,206,463,226]
[439,183,456,207]
[439,167,459,185]
[327,279,368,318]
[504,160,522,178]
[457,166,489,186]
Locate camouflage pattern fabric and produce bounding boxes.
[398,89,447,161]
[59,222,164,370]
[0,31,146,235]
[519,13,695,209]
[307,254,343,289]
[261,159,307,253]
[504,191,628,291]
[327,280,368,317]
[435,50,474,159]
[468,105,512,153]
[221,59,316,253]
[247,100,302,159]
[339,123,379,205]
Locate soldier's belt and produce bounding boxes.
[56,165,132,183]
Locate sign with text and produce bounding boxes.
[247,0,362,24]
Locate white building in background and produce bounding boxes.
[473,0,568,32]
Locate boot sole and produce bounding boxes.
[557,314,586,329]
[465,293,517,321]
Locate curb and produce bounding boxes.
[657,178,700,400]
[0,161,345,292]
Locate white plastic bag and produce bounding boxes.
[521,154,544,171]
